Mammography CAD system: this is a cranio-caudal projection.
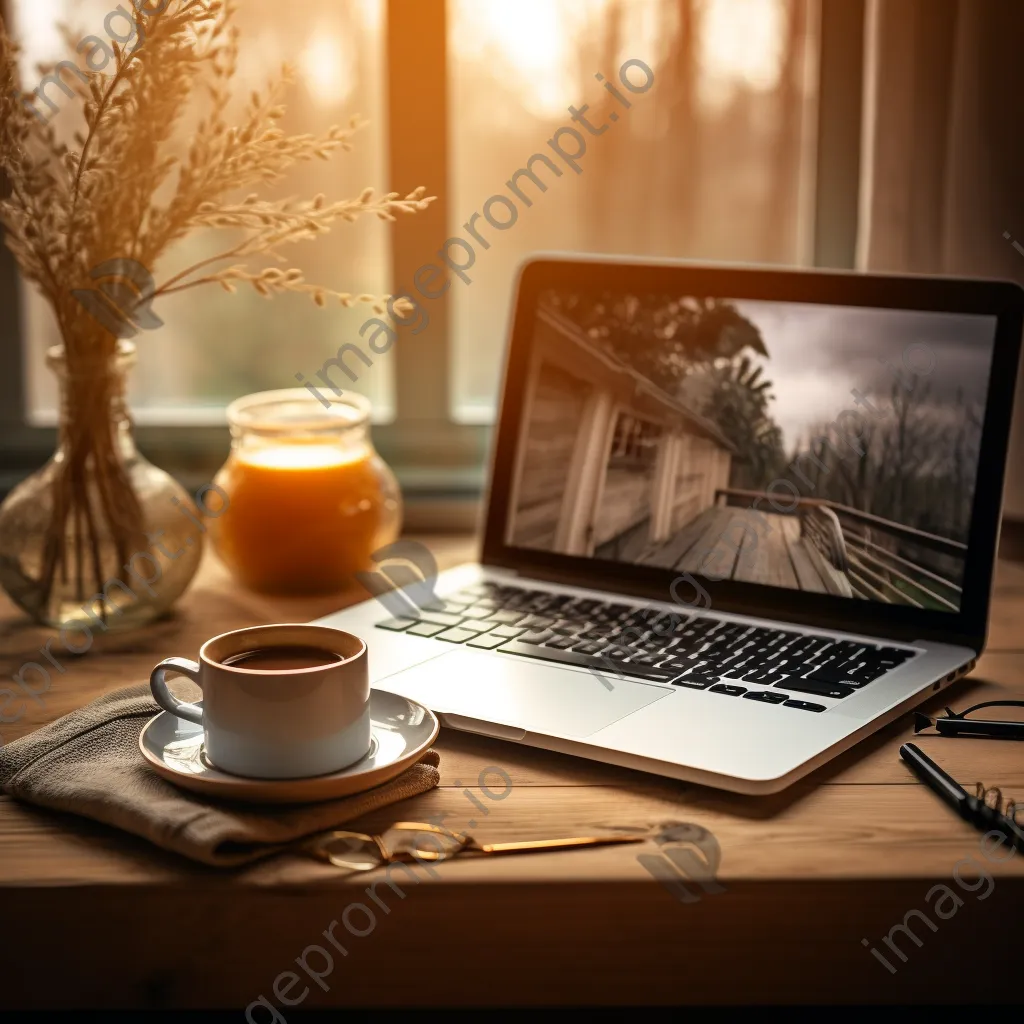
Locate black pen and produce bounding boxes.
[900,742,970,815]
[899,742,1024,851]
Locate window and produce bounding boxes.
[611,413,662,468]
[1,0,855,513]
[449,0,821,420]
[12,0,392,422]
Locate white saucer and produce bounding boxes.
[138,689,439,804]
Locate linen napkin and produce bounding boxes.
[0,683,440,867]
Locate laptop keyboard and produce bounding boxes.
[374,581,919,712]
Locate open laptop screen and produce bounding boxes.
[505,288,999,614]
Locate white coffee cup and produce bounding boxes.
[149,623,370,779]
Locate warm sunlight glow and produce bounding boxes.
[699,0,787,111]
[11,0,70,79]
[452,0,597,119]
[452,0,789,120]
[473,0,566,76]
[300,31,353,107]
[240,446,362,471]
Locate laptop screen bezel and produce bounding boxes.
[480,256,1024,649]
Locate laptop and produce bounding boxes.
[318,256,1024,793]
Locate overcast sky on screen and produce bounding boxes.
[730,299,998,452]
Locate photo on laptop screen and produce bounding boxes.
[507,288,999,612]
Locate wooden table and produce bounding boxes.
[2,536,1023,1010]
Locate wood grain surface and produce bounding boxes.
[2,537,1022,1008]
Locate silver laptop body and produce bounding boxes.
[318,256,1023,793]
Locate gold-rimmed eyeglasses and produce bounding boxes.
[304,821,647,873]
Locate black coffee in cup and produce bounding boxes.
[220,646,344,671]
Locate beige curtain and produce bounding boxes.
[855,0,1024,517]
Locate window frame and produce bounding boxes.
[0,0,861,517]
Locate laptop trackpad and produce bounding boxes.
[375,648,670,739]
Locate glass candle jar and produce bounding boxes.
[209,389,401,595]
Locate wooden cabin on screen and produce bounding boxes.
[507,306,735,561]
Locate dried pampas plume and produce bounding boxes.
[0,0,433,618]
[0,0,433,332]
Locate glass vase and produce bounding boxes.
[209,388,402,594]
[0,342,205,632]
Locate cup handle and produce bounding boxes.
[150,658,204,725]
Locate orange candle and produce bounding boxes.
[210,391,400,594]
